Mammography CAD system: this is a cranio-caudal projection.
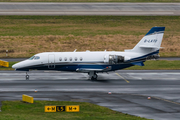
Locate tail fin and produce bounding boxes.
[127,27,165,54]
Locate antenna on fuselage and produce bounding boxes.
[73,49,77,52]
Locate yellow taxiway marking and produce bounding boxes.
[115,73,130,83]
[152,96,180,106]
[117,93,180,106]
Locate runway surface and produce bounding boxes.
[0,3,180,15]
[0,70,180,120]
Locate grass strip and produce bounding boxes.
[0,16,179,36]
[0,16,180,57]
[1,60,180,70]
[125,60,180,70]
[0,100,149,120]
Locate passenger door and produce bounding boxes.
[48,54,55,69]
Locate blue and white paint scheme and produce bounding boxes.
[12,27,165,80]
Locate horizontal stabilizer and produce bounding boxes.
[139,45,163,49]
[132,62,144,66]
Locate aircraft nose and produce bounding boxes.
[12,63,19,69]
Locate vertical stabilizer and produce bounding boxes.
[130,27,165,54]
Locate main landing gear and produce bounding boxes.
[88,72,98,80]
[26,72,29,80]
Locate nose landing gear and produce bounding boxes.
[26,72,29,80]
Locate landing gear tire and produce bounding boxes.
[88,72,98,80]
[26,72,29,80]
[26,75,29,80]
[91,74,98,80]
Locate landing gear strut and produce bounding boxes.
[26,72,29,80]
[88,72,98,80]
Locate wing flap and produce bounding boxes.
[76,66,111,72]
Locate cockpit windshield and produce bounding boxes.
[34,56,40,60]
[29,56,35,60]
[28,56,40,60]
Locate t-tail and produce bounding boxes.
[126,27,165,59]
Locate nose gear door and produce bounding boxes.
[48,54,55,69]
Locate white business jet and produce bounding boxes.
[12,27,165,80]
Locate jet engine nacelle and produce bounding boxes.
[104,54,131,64]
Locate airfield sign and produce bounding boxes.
[0,60,9,67]
[66,105,79,112]
[45,105,79,112]
[45,106,57,112]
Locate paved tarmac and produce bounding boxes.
[0,70,180,120]
[0,3,180,15]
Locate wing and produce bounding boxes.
[76,66,111,72]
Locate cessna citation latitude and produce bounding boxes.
[12,27,165,80]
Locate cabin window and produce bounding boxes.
[34,56,40,60]
[75,57,77,61]
[64,57,67,61]
[29,56,35,60]
[59,57,62,61]
[69,57,72,61]
[80,57,83,61]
